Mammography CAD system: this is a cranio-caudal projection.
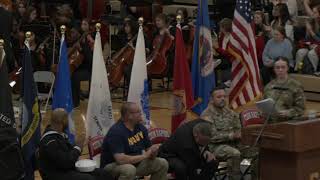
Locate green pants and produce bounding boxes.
[210,143,259,180]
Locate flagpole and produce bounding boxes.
[0,39,4,68]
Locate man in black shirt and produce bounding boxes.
[159,119,218,180]
[38,108,112,180]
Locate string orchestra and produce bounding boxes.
[1,0,198,105]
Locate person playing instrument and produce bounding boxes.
[263,56,306,123]
[148,13,173,84]
[0,0,15,72]
[70,25,94,108]
[21,6,39,24]
[112,18,151,88]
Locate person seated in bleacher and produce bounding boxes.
[158,119,218,180]
[262,26,293,84]
[304,0,320,17]
[200,87,258,180]
[254,10,270,68]
[38,108,113,180]
[272,0,298,18]
[264,56,306,123]
[270,3,295,42]
[295,5,320,72]
[100,102,168,180]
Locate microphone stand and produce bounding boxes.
[250,86,285,180]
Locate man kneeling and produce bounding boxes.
[159,119,218,180]
[100,102,168,180]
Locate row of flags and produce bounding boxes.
[0,0,261,178]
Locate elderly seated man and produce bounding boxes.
[38,108,112,180]
[100,102,168,180]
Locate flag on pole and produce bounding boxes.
[171,22,194,132]
[127,24,150,126]
[191,0,216,115]
[228,0,262,109]
[52,34,75,143]
[86,27,114,166]
[20,42,41,180]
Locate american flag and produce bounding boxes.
[228,0,262,109]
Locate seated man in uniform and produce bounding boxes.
[159,119,218,180]
[101,102,168,180]
[38,108,112,180]
[201,86,257,180]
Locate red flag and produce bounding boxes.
[171,24,194,133]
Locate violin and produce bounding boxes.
[147,30,173,76]
[107,34,137,87]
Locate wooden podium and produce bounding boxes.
[242,119,320,180]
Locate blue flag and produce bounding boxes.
[52,37,75,143]
[21,45,41,180]
[191,0,216,115]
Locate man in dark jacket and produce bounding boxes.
[38,108,113,180]
[159,119,218,180]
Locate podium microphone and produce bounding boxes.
[253,90,283,147]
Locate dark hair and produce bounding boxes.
[155,13,168,24]
[176,7,188,19]
[124,19,138,35]
[274,56,289,66]
[193,120,212,137]
[210,85,226,96]
[275,3,292,26]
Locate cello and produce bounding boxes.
[147,30,173,76]
[107,34,137,87]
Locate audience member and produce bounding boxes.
[304,0,320,17]
[295,5,320,72]
[101,102,168,180]
[262,26,293,84]
[38,108,113,180]
[254,10,270,67]
[159,119,218,180]
[271,3,294,41]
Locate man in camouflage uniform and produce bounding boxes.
[201,87,243,180]
[264,57,306,123]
